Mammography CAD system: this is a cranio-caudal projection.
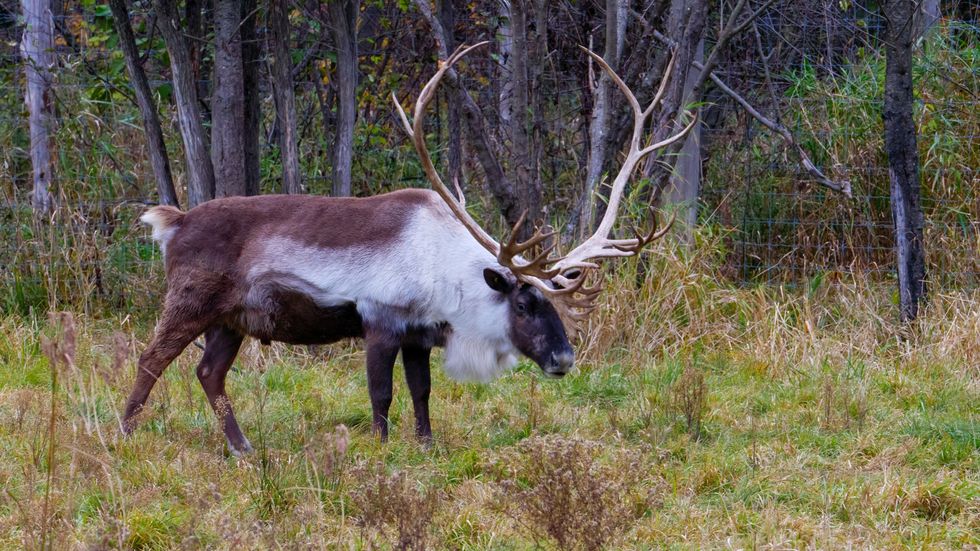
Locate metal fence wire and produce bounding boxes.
[0,3,977,314]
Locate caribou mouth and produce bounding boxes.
[542,367,568,378]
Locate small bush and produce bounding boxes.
[349,461,438,551]
[492,435,649,550]
[673,365,707,440]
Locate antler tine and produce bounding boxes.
[414,42,488,118]
[579,46,641,118]
[498,211,563,279]
[642,49,678,118]
[521,269,603,338]
[612,207,676,253]
[391,92,413,136]
[452,176,466,207]
[639,113,698,157]
[502,212,557,252]
[557,274,602,298]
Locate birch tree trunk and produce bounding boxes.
[212,0,247,197]
[270,0,302,194]
[329,0,359,197]
[637,0,707,212]
[153,0,215,206]
[497,1,513,131]
[108,0,180,207]
[21,0,54,213]
[883,0,926,322]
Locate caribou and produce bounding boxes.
[122,43,694,455]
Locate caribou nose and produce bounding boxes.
[550,351,575,374]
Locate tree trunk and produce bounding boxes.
[212,0,247,197]
[153,0,215,206]
[663,37,703,243]
[21,0,55,213]
[497,1,513,131]
[242,0,261,196]
[641,0,704,216]
[185,0,206,115]
[568,0,624,237]
[329,0,359,197]
[914,0,940,41]
[270,0,303,194]
[108,0,180,208]
[438,0,462,188]
[883,0,926,323]
[529,0,548,225]
[508,0,541,237]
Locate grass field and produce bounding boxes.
[0,247,978,549]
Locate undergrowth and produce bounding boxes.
[0,233,977,548]
[702,21,979,285]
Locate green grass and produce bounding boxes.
[0,268,977,549]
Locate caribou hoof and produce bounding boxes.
[228,437,254,458]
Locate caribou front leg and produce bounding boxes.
[365,331,399,440]
[402,344,432,443]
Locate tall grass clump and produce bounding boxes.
[0,204,166,318]
[583,223,980,377]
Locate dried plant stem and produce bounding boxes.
[40,342,59,551]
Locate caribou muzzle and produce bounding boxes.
[543,350,575,377]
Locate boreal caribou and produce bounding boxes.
[122,43,695,455]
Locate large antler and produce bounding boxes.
[392,42,500,255]
[393,44,694,335]
[551,48,696,278]
[392,43,562,281]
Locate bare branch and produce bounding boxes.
[647,27,852,197]
[706,70,852,197]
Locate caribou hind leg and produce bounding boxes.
[195,325,250,456]
[402,344,433,442]
[122,311,211,434]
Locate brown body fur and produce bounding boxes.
[123,190,443,453]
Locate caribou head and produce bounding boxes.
[393,43,696,376]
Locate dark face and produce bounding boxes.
[484,268,575,377]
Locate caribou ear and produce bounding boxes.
[483,268,514,294]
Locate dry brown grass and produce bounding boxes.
[0,236,977,548]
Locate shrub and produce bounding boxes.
[349,461,438,551]
[673,365,707,440]
[491,435,649,550]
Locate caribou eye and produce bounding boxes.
[516,302,528,314]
